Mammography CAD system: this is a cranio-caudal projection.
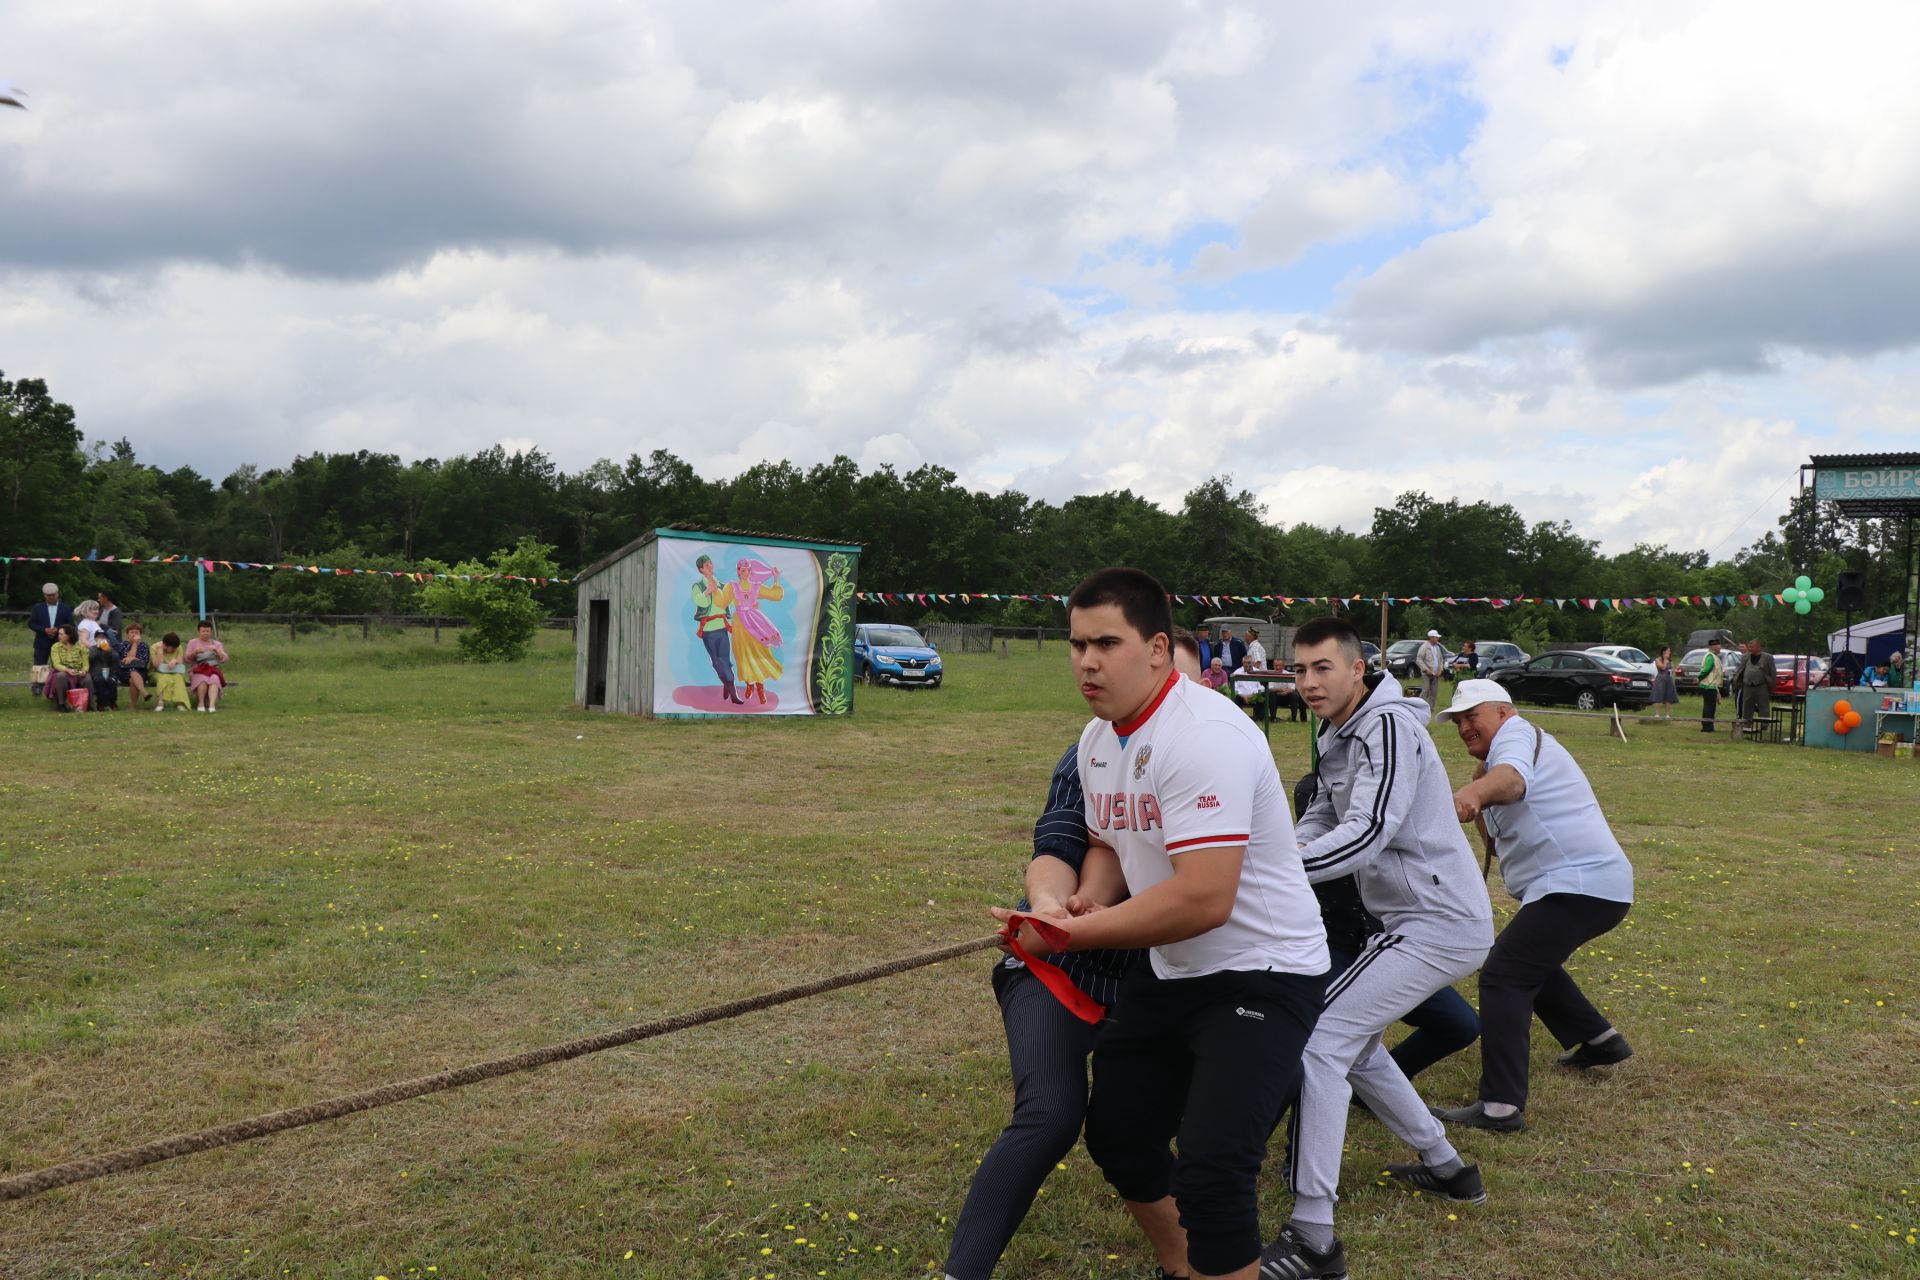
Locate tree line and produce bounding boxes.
[2,370,1908,655]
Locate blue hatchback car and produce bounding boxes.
[853,623,943,689]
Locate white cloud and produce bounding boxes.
[2,0,1919,559]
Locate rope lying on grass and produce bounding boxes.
[1,933,1004,1205]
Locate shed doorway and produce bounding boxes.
[586,599,610,708]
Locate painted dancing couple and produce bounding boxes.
[952,568,1637,1280]
[691,553,785,705]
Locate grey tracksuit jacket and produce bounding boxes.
[1296,673,1494,950]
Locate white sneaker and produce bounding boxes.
[154,704,165,712]
[197,706,207,713]
[209,706,218,713]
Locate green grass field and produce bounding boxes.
[3,628,1918,1279]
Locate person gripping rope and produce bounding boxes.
[993,571,1329,1280]
[1261,616,1495,1280]
[943,629,1208,1280]
[1431,680,1635,1134]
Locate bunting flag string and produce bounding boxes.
[0,552,568,586]
[5,549,1804,612]
[850,590,1797,613]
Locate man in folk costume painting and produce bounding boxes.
[692,555,745,705]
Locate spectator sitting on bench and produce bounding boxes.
[1201,655,1230,691]
[184,620,230,713]
[1231,655,1272,716]
[44,624,88,710]
[116,622,151,709]
[152,632,190,711]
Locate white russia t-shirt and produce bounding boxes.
[1079,673,1329,980]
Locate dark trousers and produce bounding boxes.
[1478,893,1630,1109]
[1324,941,1482,1078]
[1085,967,1326,1278]
[698,628,735,685]
[945,967,1101,1280]
[1700,686,1719,731]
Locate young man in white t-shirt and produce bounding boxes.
[994,568,1328,1280]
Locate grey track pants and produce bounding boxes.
[1286,930,1490,1226]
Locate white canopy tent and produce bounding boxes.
[1827,614,1905,677]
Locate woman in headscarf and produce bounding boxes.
[730,558,785,703]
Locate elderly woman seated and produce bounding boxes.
[43,624,89,710]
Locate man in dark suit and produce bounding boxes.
[28,582,74,695]
[1221,628,1248,675]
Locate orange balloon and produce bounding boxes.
[1833,719,1852,735]
[1833,699,1853,717]
[1844,710,1863,728]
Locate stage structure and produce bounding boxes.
[1807,453,1920,678]
[573,527,863,718]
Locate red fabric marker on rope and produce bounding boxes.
[998,914,1106,1024]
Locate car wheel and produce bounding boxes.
[860,665,877,686]
[1575,690,1597,711]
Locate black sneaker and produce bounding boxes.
[1430,1101,1527,1133]
[1558,1033,1633,1070]
[1258,1225,1349,1280]
[1380,1159,1488,1204]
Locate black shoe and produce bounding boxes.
[1259,1228,1351,1274]
[1380,1159,1488,1204]
[1258,1225,1348,1280]
[1558,1032,1633,1070]
[1431,1101,1527,1133]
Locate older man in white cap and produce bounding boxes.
[1415,628,1447,712]
[1429,679,1635,1134]
[28,582,74,694]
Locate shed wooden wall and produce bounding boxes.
[575,541,658,715]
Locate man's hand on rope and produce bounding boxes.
[990,905,1073,958]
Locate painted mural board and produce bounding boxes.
[650,530,859,717]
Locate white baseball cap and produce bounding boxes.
[1426,628,1441,638]
[42,582,58,595]
[1436,678,1513,722]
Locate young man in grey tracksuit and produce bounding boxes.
[1260,616,1495,1280]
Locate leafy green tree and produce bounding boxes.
[0,372,84,603]
[418,536,561,661]
[265,543,422,615]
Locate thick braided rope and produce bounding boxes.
[1,933,1003,1205]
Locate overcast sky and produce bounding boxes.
[6,0,1919,555]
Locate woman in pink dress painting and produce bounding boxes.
[731,559,785,703]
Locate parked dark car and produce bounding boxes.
[1489,649,1653,711]
[1676,647,1714,690]
[1457,640,1530,676]
[1361,641,1382,671]
[1385,639,1453,679]
[852,623,943,688]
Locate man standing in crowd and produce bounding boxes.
[1263,615,1494,1279]
[945,633,1207,1280]
[1736,638,1773,737]
[1697,638,1724,732]
[27,581,73,696]
[1244,626,1267,672]
[1416,628,1447,713]
[995,569,1328,1280]
[97,587,124,641]
[1434,680,1635,1133]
